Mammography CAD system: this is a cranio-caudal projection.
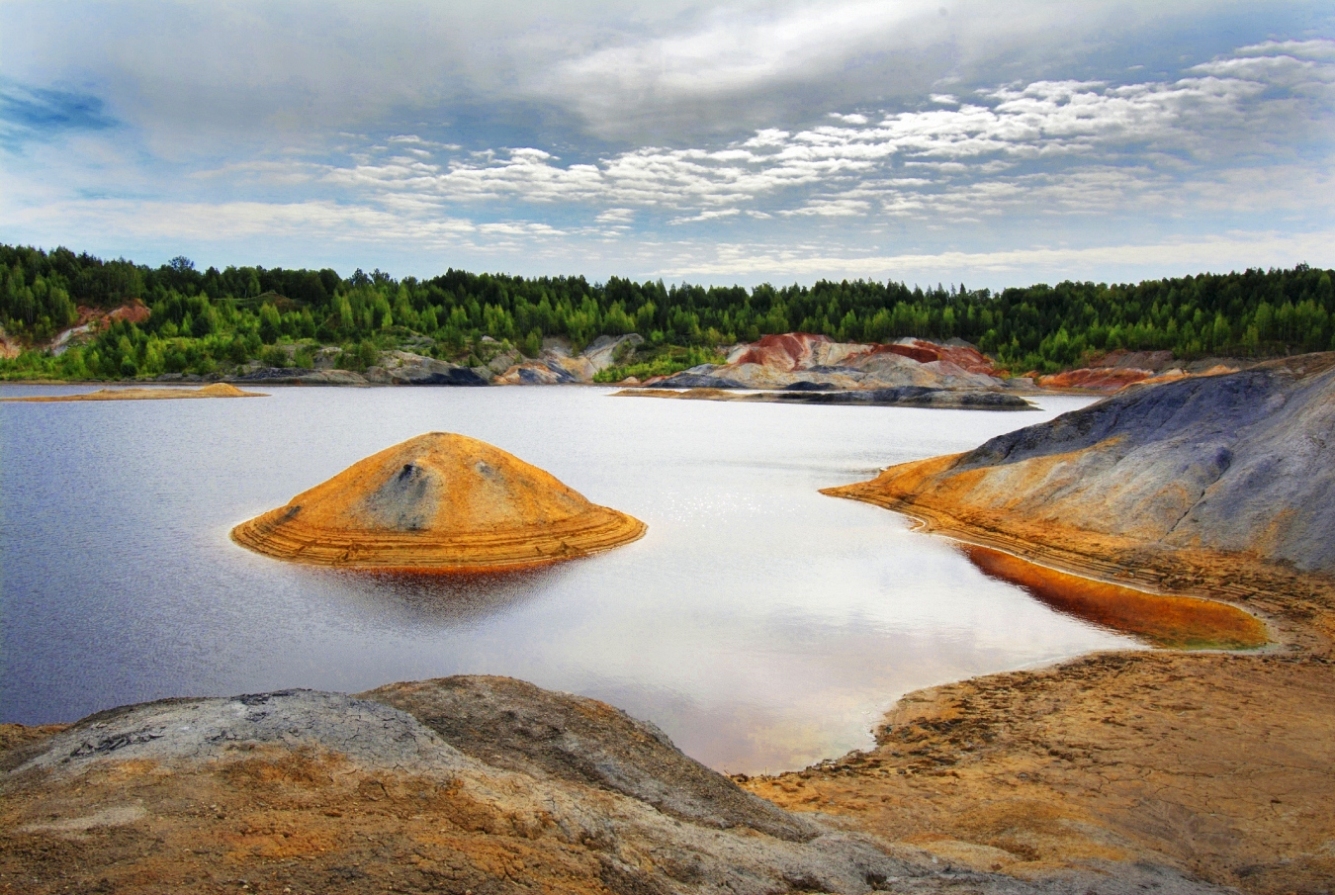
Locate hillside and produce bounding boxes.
[828,353,1335,574]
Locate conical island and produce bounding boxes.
[231,433,646,571]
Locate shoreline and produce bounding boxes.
[828,488,1278,650]
[735,473,1335,889]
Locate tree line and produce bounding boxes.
[2,242,1332,380]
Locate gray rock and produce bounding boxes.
[366,675,818,842]
[581,333,645,370]
[373,351,489,385]
[14,690,468,779]
[951,354,1335,572]
[4,679,1231,895]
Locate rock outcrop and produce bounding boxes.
[492,334,644,385]
[647,334,1004,392]
[1033,350,1247,392]
[826,353,1335,574]
[363,351,490,386]
[232,432,645,571]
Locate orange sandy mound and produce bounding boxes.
[231,432,646,571]
[2,383,264,402]
[961,544,1267,649]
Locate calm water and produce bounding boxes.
[0,384,1131,773]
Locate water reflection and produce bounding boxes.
[309,565,569,627]
[960,543,1268,650]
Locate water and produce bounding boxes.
[0,384,1132,773]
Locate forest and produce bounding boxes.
[1,242,1333,381]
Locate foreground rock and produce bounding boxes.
[647,334,1005,392]
[1,677,1230,895]
[232,432,645,571]
[1,383,265,402]
[615,386,1033,410]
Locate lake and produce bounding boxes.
[0,383,1132,773]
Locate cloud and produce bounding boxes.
[0,0,1277,151]
[596,207,635,224]
[286,40,1333,227]
[1,7,1331,286]
[670,208,741,224]
[537,0,1251,139]
[650,229,1335,282]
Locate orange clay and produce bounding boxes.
[231,432,645,573]
[962,544,1267,649]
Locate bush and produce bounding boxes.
[259,344,288,367]
[593,345,723,383]
[519,328,542,358]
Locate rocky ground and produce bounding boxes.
[1,677,1232,895]
[743,651,1335,894]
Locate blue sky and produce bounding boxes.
[1,1,1332,287]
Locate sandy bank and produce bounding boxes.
[744,650,1335,891]
[1,383,265,402]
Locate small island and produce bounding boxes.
[1,383,264,402]
[231,432,646,572]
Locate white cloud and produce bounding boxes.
[285,40,1333,228]
[651,229,1335,281]
[669,208,741,224]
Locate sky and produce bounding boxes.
[1,1,1333,288]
